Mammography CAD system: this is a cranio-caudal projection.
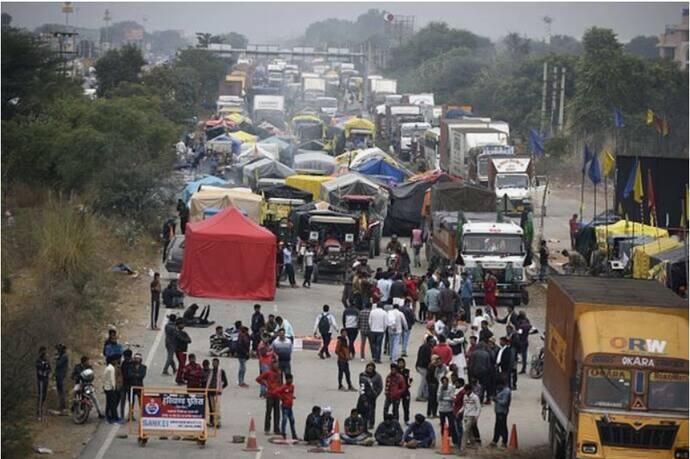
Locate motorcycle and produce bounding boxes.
[529,330,545,379]
[72,368,98,424]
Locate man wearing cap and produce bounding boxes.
[125,353,147,420]
[402,414,436,448]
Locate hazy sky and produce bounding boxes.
[2,2,685,43]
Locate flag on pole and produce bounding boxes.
[613,108,624,128]
[587,151,602,185]
[647,169,656,226]
[582,145,593,173]
[623,159,644,203]
[646,109,654,125]
[529,129,545,156]
[602,149,615,177]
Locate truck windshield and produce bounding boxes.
[317,99,337,108]
[496,174,529,190]
[585,368,631,409]
[401,126,427,137]
[478,158,489,177]
[648,372,689,412]
[462,234,524,255]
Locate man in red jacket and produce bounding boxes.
[256,361,282,435]
[182,353,203,388]
[276,374,298,440]
[382,364,407,421]
[432,335,453,366]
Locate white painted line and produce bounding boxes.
[93,327,165,459]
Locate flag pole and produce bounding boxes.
[580,148,586,227]
[604,171,609,275]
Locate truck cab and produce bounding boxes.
[489,156,539,215]
[316,96,338,117]
[460,219,527,305]
[543,277,688,459]
[398,121,431,161]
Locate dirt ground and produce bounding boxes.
[29,245,158,458]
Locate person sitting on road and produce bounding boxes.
[162,280,184,308]
[182,303,213,326]
[402,413,436,449]
[303,406,323,445]
[319,407,335,447]
[374,413,404,446]
[209,325,231,357]
[386,234,402,254]
[561,249,588,275]
[341,408,374,446]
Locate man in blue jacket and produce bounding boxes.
[402,413,436,448]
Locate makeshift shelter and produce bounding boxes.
[595,220,669,250]
[430,181,496,213]
[632,237,683,279]
[285,175,334,200]
[353,157,406,183]
[262,184,313,202]
[293,151,337,175]
[188,187,263,223]
[320,172,389,222]
[259,136,293,165]
[207,134,241,154]
[179,207,276,300]
[648,245,688,293]
[384,172,453,236]
[242,158,295,190]
[229,130,258,143]
[182,176,229,203]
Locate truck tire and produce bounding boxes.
[548,411,566,459]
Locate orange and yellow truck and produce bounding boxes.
[542,276,688,459]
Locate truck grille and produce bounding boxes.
[596,421,678,450]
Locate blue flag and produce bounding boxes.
[588,151,602,185]
[582,145,593,173]
[613,108,625,128]
[529,129,544,156]
[623,158,639,199]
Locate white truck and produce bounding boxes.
[488,156,547,215]
[440,118,510,178]
[398,121,431,159]
[302,77,326,99]
[252,95,286,129]
[370,78,397,104]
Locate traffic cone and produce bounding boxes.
[329,420,344,453]
[436,421,452,455]
[508,423,519,450]
[243,417,261,452]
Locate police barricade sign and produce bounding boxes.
[131,387,215,447]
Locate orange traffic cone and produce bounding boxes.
[243,417,261,452]
[329,420,344,453]
[436,421,452,455]
[508,423,519,450]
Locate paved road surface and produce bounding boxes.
[80,242,550,459]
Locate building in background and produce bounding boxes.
[657,7,689,70]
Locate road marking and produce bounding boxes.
[93,327,165,459]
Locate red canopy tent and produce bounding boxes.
[179,207,276,300]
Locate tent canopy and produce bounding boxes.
[182,175,229,203]
[595,220,669,249]
[188,187,263,223]
[261,184,313,202]
[242,158,295,189]
[320,172,389,222]
[293,151,337,175]
[384,172,453,235]
[179,207,276,300]
[229,130,258,143]
[430,181,496,213]
[353,157,406,183]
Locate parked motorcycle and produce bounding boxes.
[72,368,98,424]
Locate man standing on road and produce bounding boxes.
[357,362,383,430]
[383,363,406,421]
[342,303,360,357]
[275,316,295,343]
[314,305,338,359]
[358,304,372,362]
[126,353,147,420]
[182,353,203,389]
[469,342,493,404]
[250,304,265,355]
[411,227,424,268]
[539,239,549,282]
[400,299,415,357]
[257,334,275,398]
[368,304,388,363]
[415,336,433,402]
[425,281,441,320]
[206,358,228,427]
[517,311,532,374]
[256,361,283,435]
[489,379,512,448]
[387,304,408,362]
[460,272,473,321]
[377,272,393,304]
[283,243,298,288]
[342,265,354,308]
[161,217,175,263]
[150,272,161,330]
[303,244,315,288]
[54,344,68,415]
[236,327,251,387]
[174,320,191,385]
[271,328,293,376]
[458,383,482,454]
[162,314,178,376]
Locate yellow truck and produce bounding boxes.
[543,276,688,459]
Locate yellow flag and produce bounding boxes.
[602,149,615,177]
[633,161,644,204]
[646,109,654,125]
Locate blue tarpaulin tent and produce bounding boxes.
[353,158,406,183]
[183,176,229,203]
